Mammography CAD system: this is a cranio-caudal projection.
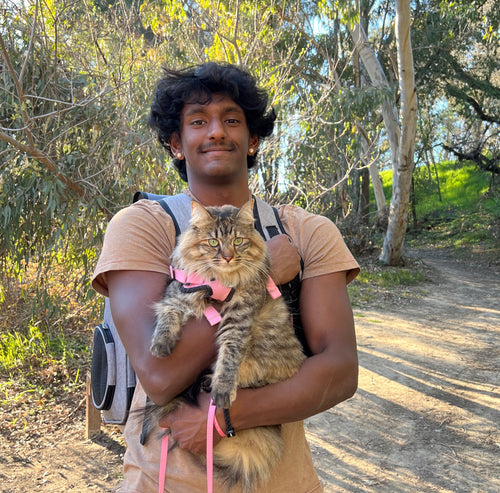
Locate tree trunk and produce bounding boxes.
[356,121,388,227]
[360,167,370,222]
[410,176,417,230]
[350,24,400,166]
[380,0,418,265]
[370,163,388,227]
[433,163,443,202]
[351,2,417,265]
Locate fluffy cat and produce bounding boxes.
[149,199,306,492]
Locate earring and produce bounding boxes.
[176,153,183,160]
[248,148,255,155]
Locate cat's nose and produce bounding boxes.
[223,256,233,263]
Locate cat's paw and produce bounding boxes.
[150,340,172,358]
[211,384,237,409]
[149,332,178,357]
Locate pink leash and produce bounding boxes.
[158,400,223,493]
[158,434,169,493]
[206,400,217,493]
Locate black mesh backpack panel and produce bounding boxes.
[91,324,116,410]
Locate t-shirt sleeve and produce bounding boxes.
[280,205,360,284]
[91,200,176,297]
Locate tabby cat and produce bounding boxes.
[149,199,306,492]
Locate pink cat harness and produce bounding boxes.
[169,266,282,325]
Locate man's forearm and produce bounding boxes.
[224,347,358,431]
[107,269,217,406]
[136,317,217,405]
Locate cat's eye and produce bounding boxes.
[233,237,243,246]
[208,238,219,247]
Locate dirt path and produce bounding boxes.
[1,248,499,492]
[308,248,500,492]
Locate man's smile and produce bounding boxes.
[200,143,236,153]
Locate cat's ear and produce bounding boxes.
[237,199,255,224]
[190,201,211,222]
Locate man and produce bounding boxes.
[92,62,359,492]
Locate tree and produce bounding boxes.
[0,0,185,275]
[2,0,445,281]
[412,0,499,187]
[351,0,417,265]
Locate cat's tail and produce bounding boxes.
[213,425,283,492]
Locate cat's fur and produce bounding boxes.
[149,199,306,492]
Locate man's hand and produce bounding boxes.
[159,392,223,455]
[267,234,301,285]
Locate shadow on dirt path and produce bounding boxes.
[307,248,500,492]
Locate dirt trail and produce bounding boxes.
[1,248,499,492]
[307,248,500,492]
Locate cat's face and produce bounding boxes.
[174,201,267,284]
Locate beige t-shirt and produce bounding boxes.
[92,196,359,493]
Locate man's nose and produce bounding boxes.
[208,118,226,139]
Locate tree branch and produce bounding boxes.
[446,84,500,124]
[447,54,500,99]
[0,32,36,149]
[0,130,85,197]
[443,143,499,175]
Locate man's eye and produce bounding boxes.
[226,119,240,125]
[233,237,243,246]
[208,239,219,247]
[190,119,205,126]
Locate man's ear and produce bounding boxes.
[169,133,182,157]
[248,135,259,153]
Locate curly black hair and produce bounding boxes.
[148,62,276,182]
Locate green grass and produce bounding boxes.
[377,160,497,219]
[0,262,98,418]
[0,322,75,371]
[0,321,86,428]
[375,160,499,257]
[0,318,89,406]
[348,261,427,307]
[356,267,425,287]
[413,161,494,217]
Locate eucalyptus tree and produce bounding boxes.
[1,0,423,281]
[0,0,185,278]
[0,0,322,277]
[311,0,417,264]
[412,0,499,181]
[120,0,365,217]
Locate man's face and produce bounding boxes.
[170,94,259,183]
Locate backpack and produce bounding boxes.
[90,193,308,426]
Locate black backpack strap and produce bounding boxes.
[252,197,311,357]
[158,194,192,235]
[253,196,285,240]
[157,199,181,236]
[133,191,171,203]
